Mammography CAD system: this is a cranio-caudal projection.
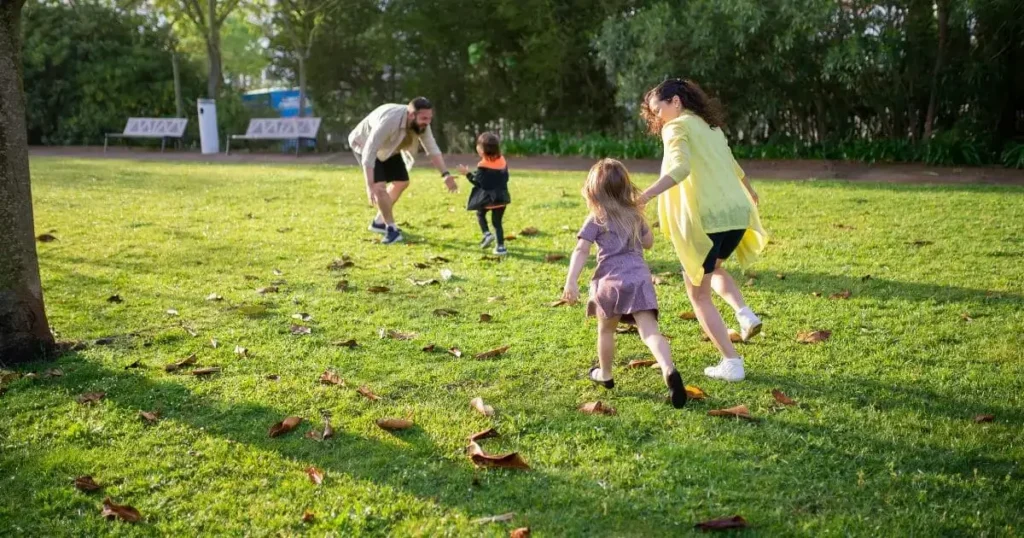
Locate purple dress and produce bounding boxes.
[578,217,658,324]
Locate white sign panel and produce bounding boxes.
[123,118,188,138]
[244,118,322,139]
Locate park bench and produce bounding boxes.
[227,117,322,156]
[104,118,188,152]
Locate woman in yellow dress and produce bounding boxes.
[637,79,768,382]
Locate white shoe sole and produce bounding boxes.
[382,234,404,245]
[368,224,387,234]
[741,321,762,342]
[704,370,745,382]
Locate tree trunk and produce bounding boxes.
[923,0,949,140]
[206,0,222,98]
[297,55,307,117]
[171,48,184,118]
[0,0,55,365]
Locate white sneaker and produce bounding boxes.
[704,358,745,382]
[736,307,762,342]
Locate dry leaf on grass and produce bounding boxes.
[728,329,743,343]
[269,416,303,437]
[448,347,464,358]
[433,308,458,317]
[333,339,358,348]
[206,293,223,302]
[292,313,312,322]
[797,330,832,344]
[76,392,105,405]
[974,414,995,423]
[192,367,221,376]
[166,309,180,316]
[306,466,324,485]
[694,515,748,531]
[210,339,219,349]
[422,344,437,352]
[772,389,797,406]
[616,325,638,335]
[744,278,756,287]
[319,371,344,386]
[776,273,786,280]
[473,513,516,524]
[471,397,495,416]
[101,498,141,523]
[302,510,315,523]
[468,442,530,470]
[549,299,570,307]
[75,476,101,492]
[376,418,414,431]
[413,262,430,269]
[520,227,540,236]
[544,253,565,262]
[327,259,354,271]
[357,386,381,401]
[335,280,350,291]
[829,290,852,300]
[479,313,493,323]
[440,269,454,281]
[960,312,973,322]
[909,240,934,247]
[811,291,823,298]
[469,428,499,442]
[579,401,616,415]
[511,528,531,538]
[488,296,504,303]
[409,278,440,286]
[680,311,697,320]
[234,345,249,358]
[139,411,160,424]
[290,324,312,336]
[708,405,754,420]
[107,295,123,304]
[367,286,390,293]
[378,328,417,341]
[256,286,278,295]
[124,360,143,370]
[429,256,450,263]
[44,368,64,377]
[36,233,58,243]
[474,345,510,359]
[627,359,656,369]
[266,375,280,381]
[685,386,708,400]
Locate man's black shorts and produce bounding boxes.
[372,153,409,184]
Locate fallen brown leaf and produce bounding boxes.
[290,324,312,335]
[357,386,381,401]
[679,311,697,320]
[829,290,853,300]
[124,360,143,369]
[139,411,160,424]
[306,466,324,486]
[520,227,540,236]
[206,293,223,302]
[409,278,440,286]
[328,259,355,271]
[44,368,64,377]
[544,253,565,262]
[433,308,458,317]
[210,338,219,349]
[909,240,934,247]
[376,418,414,431]
[378,328,417,341]
[166,309,179,316]
[685,385,707,400]
[192,367,221,376]
[728,329,743,343]
[473,513,516,524]
[257,286,278,295]
[448,347,464,358]
[76,392,105,405]
[833,223,855,230]
[479,313,493,323]
[101,497,141,523]
[974,414,994,423]
[471,397,495,416]
[74,475,101,492]
[695,515,748,531]
[776,273,786,280]
[319,370,344,386]
[616,325,638,335]
[266,375,280,381]
[333,339,358,348]
[36,233,58,243]
[744,278,756,287]
[579,401,616,415]
[107,295,123,304]
[549,299,570,307]
[292,313,312,322]
[797,330,832,344]
[273,269,284,276]
[960,312,973,322]
[0,370,20,384]
[422,344,437,352]
[811,291,823,298]
[627,359,656,369]
[367,286,390,293]
[504,234,517,241]
[234,345,249,358]
[511,528,531,538]
[269,416,303,437]
[469,428,499,442]
[413,262,430,269]
[302,510,315,523]
[468,441,530,470]
[335,280,350,291]
[772,389,797,406]
[474,345,510,359]
[429,256,451,263]
[708,405,754,420]
[488,296,505,303]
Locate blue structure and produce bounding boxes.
[241,88,316,151]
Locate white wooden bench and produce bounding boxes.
[227,117,322,156]
[104,118,188,152]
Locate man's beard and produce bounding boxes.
[409,121,426,134]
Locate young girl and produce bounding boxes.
[637,78,768,382]
[458,132,511,256]
[562,159,687,408]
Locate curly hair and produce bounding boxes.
[640,78,726,135]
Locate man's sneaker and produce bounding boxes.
[480,232,495,249]
[704,358,745,382]
[736,307,762,342]
[368,219,387,234]
[494,245,507,256]
[381,226,403,245]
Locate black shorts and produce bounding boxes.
[703,229,747,274]
[372,153,409,184]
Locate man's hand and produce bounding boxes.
[443,174,458,193]
[366,182,379,206]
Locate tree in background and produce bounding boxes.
[1,0,55,363]
[155,0,245,98]
[267,0,340,117]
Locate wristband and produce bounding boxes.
[441,170,450,178]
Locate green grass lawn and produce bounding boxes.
[2,156,1023,536]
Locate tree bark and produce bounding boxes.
[206,0,222,98]
[0,0,55,365]
[297,54,307,117]
[171,47,184,118]
[923,0,949,140]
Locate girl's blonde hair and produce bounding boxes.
[582,159,645,247]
